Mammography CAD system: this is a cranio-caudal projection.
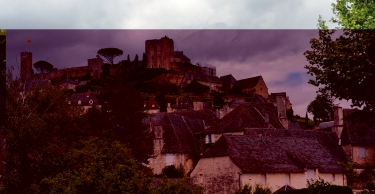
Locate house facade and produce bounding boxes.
[190,135,347,194]
[233,76,269,98]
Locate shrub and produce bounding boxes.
[161,165,184,178]
[235,184,272,194]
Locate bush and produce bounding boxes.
[235,184,272,194]
[152,178,204,194]
[161,165,184,178]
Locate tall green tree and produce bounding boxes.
[97,48,123,65]
[318,0,375,29]
[304,29,375,123]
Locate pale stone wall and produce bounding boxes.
[254,80,269,98]
[149,152,193,175]
[318,173,346,186]
[190,156,242,194]
[212,132,244,143]
[352,145,375,165]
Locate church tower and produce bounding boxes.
[20,51,33,81]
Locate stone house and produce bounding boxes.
[59,79,79,91]
[200,102,286,144]
[339,108,375,168]
[145,110,217,175]
[190,134,347,194]
[68,91,101,113]
[233,76,269,98]
[180,72,223,92]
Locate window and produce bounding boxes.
[89,100,93,105]
[332,173,335,182]
[307,168,316,181]
[78,100,81,105]
[285,173,290,185]
[205,135,209,144]
[358,147,366,158]
[199,174,203,183]
[166,154,173,165]
[211,134,215,143]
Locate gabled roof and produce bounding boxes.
[220,74,236,84]
[157,114,202,153]
[19,80,50,91]
[200,102,284,134]
[172,110,217,127]
[69,92,99,106]
[145,97,160,110]
[244,128,347,163]
[228,99,251,109]
[203,135,346,173]
[234,76,263,89]
[340,108,375,146]
[273,184,295,194]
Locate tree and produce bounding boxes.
[133,54,139,63]
[38,137,153,194]
[304,29,375,123]
[183,80,210,95]
[305,112,309,126]
[307,94,334,123]
[331,0,375,29]
[97,48,123,65]
[33,60,54,74]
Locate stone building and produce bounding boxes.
[180,72,223,92]
[20,51,33,81]
[145,36,174,69]
[233,76,269,98]
[190,134,347,194]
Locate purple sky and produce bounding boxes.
[6,30,351,116]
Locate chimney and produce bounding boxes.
[276,96,288,129]
[86,90,90,98]
[333,106,343,142]
[152,125,164,157]
[150,114,156,132]
[265,113,270,128]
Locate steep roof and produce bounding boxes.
[288,122,302,130]
[244,128,347,164]
[234,76,263,89]
[172,51,190,62]
[273,185,295,193]
[340,108,375,146]
[145,97,160,110]
[203,135,346,173]
[172,110,217,127]
[157,114,202,153]
[69,92,99,106]
[200,103,284,134]
[220,74,236,84]
[317,121,334,130]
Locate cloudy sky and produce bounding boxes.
[6,30,351,117]
[4,0,351,116]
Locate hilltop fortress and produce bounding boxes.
[20,36,215,82]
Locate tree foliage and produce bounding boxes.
[307,94,334,123]
[97,48,123,65]
[235,184,272,194]
[331,0,375,29]
[183,80,210,95]
[33,60,54,74]
[304,30,375,116]
[152,178,204,194]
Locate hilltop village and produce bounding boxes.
[6,36,375,193]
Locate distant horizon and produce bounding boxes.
[6,30,352,117]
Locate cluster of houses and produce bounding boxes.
[142,81,375,194]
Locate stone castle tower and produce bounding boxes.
[145,36,174,69]
[20,51,33,81]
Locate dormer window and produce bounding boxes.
[78,100,81,105]
[68,101,71,104]
[152,105,154,108]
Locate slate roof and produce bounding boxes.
[60,79,78,85]
[234,76,263,89]
[316,121,334,130]
[141,112,167,126]
[220,74,236,84]
[69,92,99,106]
[273,185,295,194]
[172,110,218,127]
[244,128,348,163]
[183,72,223,84]
[157,114,203,153]
[173,98,193,110]
[202,135,346,173]
[341,109,375,145]
[288,122,302,130]
[19,80,50,91]
[200,103,284,134]
[228,99,251,109]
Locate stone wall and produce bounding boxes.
[190,156,241,194]
[146,36,174,69]
[352,145,375,165]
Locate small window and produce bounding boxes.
[199,174,203,183]
[89,100,93,104]
[205,135,209,144]
[68,101,71,104]
[211,134,215,143]
[78,100,81,105]
[332,173,335,182]
[358,147,366,158]
[152,105,154,108]
[261,173,266,185]
[166,153,173,165]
